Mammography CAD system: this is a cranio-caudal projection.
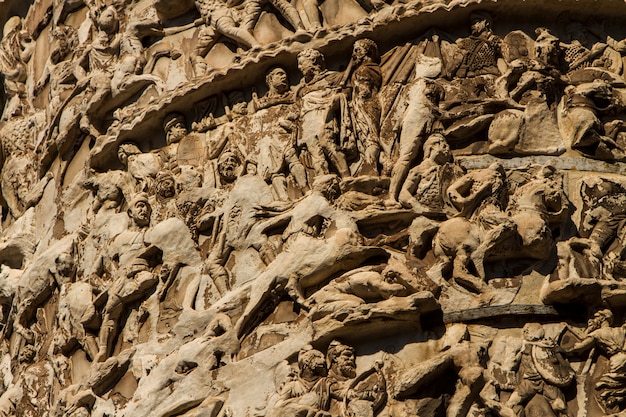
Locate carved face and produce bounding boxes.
[97,6,118,34]
[167,122,187,145]
[300,350,327,377]
[425,135,451,164]
[522,323,544,342]
[118,148,128,166]
[218,154,240,183]
[157,177,176,198]
[332,346,356,379]
[246,162,257,176]
[352,42,369,66]
[130,200,151,227]
[55,253,74,279]
[267,68,289,94]
[297,55,319,81]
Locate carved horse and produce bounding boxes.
[432,172,567,291]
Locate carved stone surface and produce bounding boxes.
[2,0,626,416]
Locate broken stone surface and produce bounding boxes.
[2,1,626,416]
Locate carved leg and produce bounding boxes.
[301,0,321,29]
[214,16,260,49]
[285,146,308,189]
[271,0,306,31]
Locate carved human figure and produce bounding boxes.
[243,0,307,35]
[95,194,161,361]
[496,28,563,103]
[296,49,350,178]
[455,11,502,79]
[270,347,333,417]
[507,165,568,253]
[387,76,444,204]
[506,323,574,417]
[326,340,386,417]
[558,80,624,161]
[568,309,626,411]
[151,171,179,223]
[193,0,260,48]
[398,133,464,215]
[164,112,227,177]
[307,267,422,321]
[433,162,515,290]
[0,17,33,119]
[556,179,626,280]
[253,66,307,199]
[34,25,78,115]
[14,252,78,345]
[118,142,163,194]
[49,253,99,361]
[348,39,383,175]
[393,328,500,417]
[298,0,389,30]
[73,5,122,137]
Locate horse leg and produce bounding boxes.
[454,248,486,293]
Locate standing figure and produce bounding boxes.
[0,17,33,120]
[506,323,574,417]
[568,309,626,412]
[95,194,161,362]
[387,76,444,204]
[252,66,307,199]
[349,39,383,175]
[296,49,350,178]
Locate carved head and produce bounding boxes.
[589,309,613,330]
[424,133,451,164]
[178,166,203,191]
[155,172,176,199]
[534,28,561,67]
[50,25,77,64]
[128,193,152,228]
[96,5,119,34]
[228,91,248,116]
[469,11,492,36]
[218,152,240,183]
[522,323,544,342]
[298,347,327,380]
[55,252,75,280]
[118,142,142,166]
[297,49,325,81]
[244,159,257,176]
[327,340,356,379]
[352,38,380,66]
[164,113,187,145]
[266,67,289,95]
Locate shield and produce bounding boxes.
[532,344,575,388]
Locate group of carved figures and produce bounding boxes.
[266,316,626,417]
[4,2,626,416]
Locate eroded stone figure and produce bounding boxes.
[568,309,626,413]
[433,162,513,291]
[252,66,307,199]
[194,0,260,49]
[296,49,350,178]
[0,17,33,120]
[348,39,384,175]
[506,323,574,417]
[556,178,626,280]
[95,194,161,361]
